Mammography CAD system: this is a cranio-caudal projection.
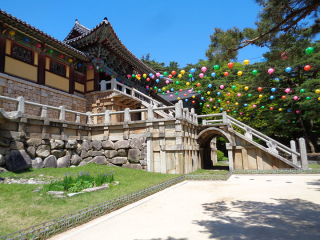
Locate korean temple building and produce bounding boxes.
[0,9,179,123]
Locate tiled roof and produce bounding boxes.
[63,20,91,42]
[157,88,201,102]
[0,9,89,60]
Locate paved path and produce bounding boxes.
[50,175,320,240]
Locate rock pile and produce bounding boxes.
[0,137,147,172]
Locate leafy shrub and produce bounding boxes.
[217,150,225,161]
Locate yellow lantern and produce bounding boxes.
[237,71,243,76]
[315,89,320,94]
[150,87,153,90]
[259,94,263,98]
[135,75,139,79]
[137,77,141,80]
[111,75,114,78]
[177,97,180,100]
[246,114,249,116]
[178,74,182,79]
[192,95,195,99]
[243,59,250,65]
[244,86,249,91]
[162,87,165,91]
[181,70,185,75]
[235,102,239,105]
[186,82,190,86]
[68,58,73,63]
[279,108,283,111]
[143,73,147,78]
[207,91,211,95]
[318,97,320,101]
[9,30,15,36]
[213,106,216,109]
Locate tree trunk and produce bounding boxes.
[299,116,316,153]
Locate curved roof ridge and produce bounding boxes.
[63,19,91,42]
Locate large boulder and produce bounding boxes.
[26,146,36,159]
[91,140,102,151]
[81,140,91,151]
[65,140,77,149]
[51,149,66,158]
[43,155,57,168]
[122,163,142,170]
[128,149,141,163]
[117,149,128,157]
[0,146,10,155]
[0,137,10,147]
[83,157,93,163]
[0,154,5,166]
[92,156,108,165]
[105,150,117,159]
[27,138,42,147]
[80,150,91,159]
[102,140,114,150]
[70,154,82,165]
[36,145,51,158]
[114,140,130,150]
[78,161,87,167]
[110,157,127,165]
[91,151,103,157]
[57,155,70,168]
[32,157,44,169]
[50,139,65,149]
[0,167,8,173]
[41,140,50,145]
[140,160,147,166]
[141,147,147,160]
[9,141,24,150]
[5,150,32,172]
[129,138,143,149]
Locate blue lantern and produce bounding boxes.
[160,75,163,79]
[220,108,223,111]
[156,79,159,83]
[190,68,196,73]
[244,103,248,107]
[185,99,188,102]
[77,63,82,68]
[261,57,267,62]
[208,84,212,88]
[170,88,174,92]
[271,87,276,92]
[274,78,280,81]
[149,73,153,77]
[270,95,274,100]
[282,120,284,122]
[211,73,216,77]
[23,37,29,43]
[217,92,221,96]
[285,67,292,73]
[158,89,161,92]
[201,97,204,100]
[287,109,291,112]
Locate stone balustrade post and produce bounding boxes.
[267,140,278,154]
[175,102,182,119]
[110,78,117,90]
[202,119,207,125]
[147,105,154,120]
[299,138,308,170]
[59,106,65,121]
[104,110,110,124]
[184,108,189,121]
[244,127,253,140]
[124,108,131,122]
[17,96,25,114]
[86,111,92,124]
[100,80,106,91]
[290,140,298,165]
[222,111,228,124]
[76,113,80,123]
[41,106,47,118]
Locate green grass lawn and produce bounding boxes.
[188,169,229,175]
[309,164,320,170]
[0,164,180,236]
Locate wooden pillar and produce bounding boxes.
[38,54,45,85]
[69,66,75,94]
[0,36,5,73]
[94,70,100,91]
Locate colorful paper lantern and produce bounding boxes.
[243,59,249,65]
[227,62,233,69]
[304,65,311,71]
[237,71,243,76]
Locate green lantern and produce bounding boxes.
[231,85,236,90]
[306,96,311,100]
[199,102,203,105]
[197,90,201,93]
[154,86,158,90]
[164,72,168,76]
[233,111,236,113]
[217,99,221,103]
[292,121,296,124]
[300,89,305,93]
[248,94,252,97]
[175,81,180,85]
[175,92,179,95]
[99,69,103,72]
[305,47,314,55]
[214,65,220,70]
[132,74,136,78]
[188,73,192,78]
[162,92,165,95]
[252,70,258,75]
[261,106,265,109]
[48,49,53,54]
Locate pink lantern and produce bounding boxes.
[170,94,173,97]
[127,74,131,79]
[206,104,210,108]
[166,90,170,93]
[281,52,288,60]
[240,112,243,115]
[165,80,169,84]
[36,43,41,48]
[89,65,93,69]
[209,98,213,102]
[199,73,204,78]
[156,72,160,77]
[201,66,207,73]
[293,96,299,100]
[296,110,300,114]
[188,90,192,93]
[237,93,241,97]
[268,68,274,74]
[220,85,224,90]
[146,85,149,89]
[253,104,256,108]
[151,75,155,79]
[285,88,291,94]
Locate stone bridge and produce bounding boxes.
[0,95,307,174]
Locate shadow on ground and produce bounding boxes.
[307,179,320,191]
[193,199,320,240]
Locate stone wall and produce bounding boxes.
[0,137,147,172]
[0,74,87,123]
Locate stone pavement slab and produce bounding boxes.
[50,175,320,240]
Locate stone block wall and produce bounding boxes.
[0,137,147,172]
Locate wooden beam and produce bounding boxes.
[37,53,45,85]
[0,36,5,73]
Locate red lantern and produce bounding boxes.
[146,78,150,82]
[154,90,157,93]
[287,120,291,123]
[197,83,201,87]
[171,71,176,76]
[257,87,262,92]
[179,89,183,92]
[184,94,187,97]
[304,65,311,71]
[137,74,141,78]
[227,101,230,104]
[105,73,108,76]
[36,43,41,48]
[169,74,172,79]
[227,62,233,69]
[224,72,229,77]
[192,100,195,104]
[227,109,230,112]
[270,107,274,110]
[281,95,286,99]
[59,54,63,59]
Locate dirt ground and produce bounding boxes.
[50,174,320,240]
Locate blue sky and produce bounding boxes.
[2,0,270,67]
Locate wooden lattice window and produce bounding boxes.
[11,43,33,64]
[51,60,66,77]
[75,74,84,84]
